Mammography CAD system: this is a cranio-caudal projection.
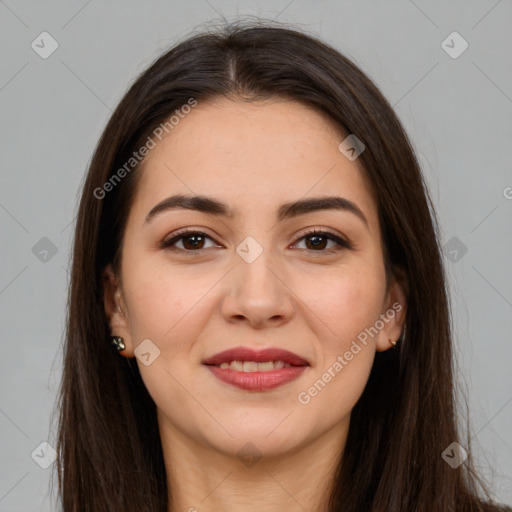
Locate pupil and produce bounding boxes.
[184,235,204,249]
[307,235,326,250]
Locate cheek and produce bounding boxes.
[297,263,385,353]
[121,265,214,414]
[122,261,210,347]
[294,270,382,418]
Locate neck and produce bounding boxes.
[158,412,349,512]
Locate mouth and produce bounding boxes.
[209,360,297,371]
[202,346,309,391]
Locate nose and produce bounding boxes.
[221,249,295,329]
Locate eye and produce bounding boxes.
[160,228,352,253]
[292,229,352,252]
[160,229,220,251]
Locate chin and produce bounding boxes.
[207,412,311,451]
[205,431,304,462]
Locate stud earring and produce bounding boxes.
[110,336,125,352]
[389,338,397,348]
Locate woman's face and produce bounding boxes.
[104,98,405,460]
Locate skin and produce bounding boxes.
[103,98,406,512]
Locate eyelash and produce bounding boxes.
[159,228,353,253]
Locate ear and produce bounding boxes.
[102,263,134,357]
[375,267,407,352]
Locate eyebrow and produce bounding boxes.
[144,194,368,227]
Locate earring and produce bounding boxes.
[110,336,125,352]
[389,338,397,348]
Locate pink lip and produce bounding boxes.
[205,365,308,391]
[202,346,309,366]
[202,346,309,392]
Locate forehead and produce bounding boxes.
[131,98,378,225]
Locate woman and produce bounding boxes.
[52,21,508,511]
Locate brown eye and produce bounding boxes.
[160,228,352,254]
[161,230,218,251]
[294,230,352,252]
[181,233,206,250]
[304,234,329,250]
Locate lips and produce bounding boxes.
[202,346,309,391]
[202,346,309,367]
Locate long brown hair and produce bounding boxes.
[52,20,505,511]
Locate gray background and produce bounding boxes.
[1,0,511,510]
